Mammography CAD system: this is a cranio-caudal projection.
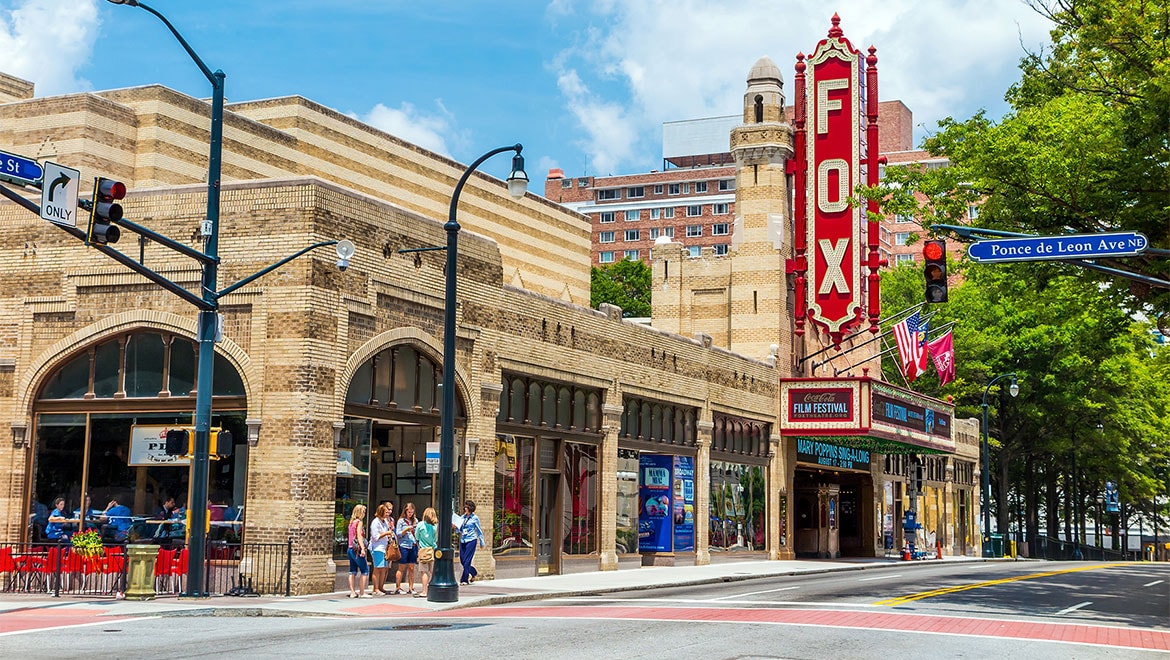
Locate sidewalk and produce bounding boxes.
[0,555,1000,621]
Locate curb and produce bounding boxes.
[150,557,1015,617]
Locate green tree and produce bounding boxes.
[590,259,651,317]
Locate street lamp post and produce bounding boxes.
[108,0,223,596]
[429,145,527,603]
[981,372,1018,557]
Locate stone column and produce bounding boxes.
[694,419,713,565]
[477,380,503,577]
[598,403,624,570]
[767,433,791,559]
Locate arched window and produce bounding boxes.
[754,94,764,123]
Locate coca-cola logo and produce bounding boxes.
[802,392,844,403]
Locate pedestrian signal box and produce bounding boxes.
[163,427,232,458]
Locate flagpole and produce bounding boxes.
[831,321,955,376]
[799,302,925,366]
[811,311,940,374]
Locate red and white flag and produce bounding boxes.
[892,311,927,382]
[927,330,956,386]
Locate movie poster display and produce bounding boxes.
[673,456,695,552]
[638,454,673,552]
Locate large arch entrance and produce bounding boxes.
[27,329,249,544]
[336,342,465,559]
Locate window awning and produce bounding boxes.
[780,377,955,455]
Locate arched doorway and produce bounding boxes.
[27,330,249,544]
[336,342,465,558]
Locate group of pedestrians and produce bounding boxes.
[345,499,484,598]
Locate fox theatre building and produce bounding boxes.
[780,377,968,558]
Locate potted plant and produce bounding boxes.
[71,530,104,557]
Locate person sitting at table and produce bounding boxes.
[74,496,106,529]
[102,499,134,543]
[155,496,178,521]
[45,497,73,543]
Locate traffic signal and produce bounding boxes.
[87,177,125,245]
[923,239,948,303]
[165,428,191,456]
[211,429,233,459]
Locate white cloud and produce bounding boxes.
[0,0,99,95]
[359,101,454,157]
[552,0,1053,172]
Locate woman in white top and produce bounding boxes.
[368,502,394,595]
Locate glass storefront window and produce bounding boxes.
[493,434,533,556]
[615,449,639,554]
[562,442,598,555]
[709,461,766,551]
[334,418,372,558]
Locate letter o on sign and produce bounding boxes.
[817,158,849,213]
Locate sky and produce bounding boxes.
[0,0,1054,187]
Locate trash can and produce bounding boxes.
[124,544,157,600]
[983,534,1004,558]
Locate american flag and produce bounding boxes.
[893,311,928,382]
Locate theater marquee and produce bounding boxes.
[780,377,955,455]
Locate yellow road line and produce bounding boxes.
[872,563,1127,606]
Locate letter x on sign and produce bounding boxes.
[817,238,850,294]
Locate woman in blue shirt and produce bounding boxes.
[45,497,72,542]
[455,500,485,585]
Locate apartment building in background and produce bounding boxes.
[544,101,954,270]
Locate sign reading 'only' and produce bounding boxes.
[968,232,1148,263]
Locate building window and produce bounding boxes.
[713,244,729,256]
[623,249,639,260]
[681,183,690,194]
[896,253,915,264]
[880,228,890,244]
[686,205,703,217]
[713,203,729,215]
[668,183,680,195]
[718,179,735,191]
[561,179,572,189]
[599,251,615,263]
[597,189,619,201]
[968,204,980,219]
[894,213,914,224]
[894,232,910,246]
[653,184,663,195]
[687,246,701,257]
[624,229,640,241]
[627,186,644,199]
[686,225,702,237]
[663,207,675,219]
[649,208,660,220]
[599,211,615,223]
[695,181,708,193]
[599,231,615,243]
[494,434,534,557]
[625,210,640,221]
[712,223,729,236]
[651,226,675,239]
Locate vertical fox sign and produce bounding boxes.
[790,14,882,345]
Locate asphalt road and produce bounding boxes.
[0,561,1165,659]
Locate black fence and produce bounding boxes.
[1031,535,1129,562]
[0,539,291,597]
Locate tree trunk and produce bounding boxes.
[1025,456,1038,552]
[1046,468,1059,539]
[996,450,1011,539]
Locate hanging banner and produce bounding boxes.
[638,454,673,552]
[673,456,695,552]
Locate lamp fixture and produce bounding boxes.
[506,152,528,199]
[465,436,480,461]
[1008,376,1020,398]
[333,421,345,448]
[12,422,28,448]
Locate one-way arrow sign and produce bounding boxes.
[39,162,80,227]
[968,232,1149,263]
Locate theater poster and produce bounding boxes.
[673,456,695,552]
[638,454,673,552]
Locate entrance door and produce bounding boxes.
[537,472,560,575]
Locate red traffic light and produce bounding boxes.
[923,240,945,261]
[98,178,126,200]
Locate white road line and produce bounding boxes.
[858,574,902,581]
[1055,601,1093,615]
[712,586,799,600]
[0,615,159,638]
[1143,579,1164,588]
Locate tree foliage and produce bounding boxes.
[590,258,651,317]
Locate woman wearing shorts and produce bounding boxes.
[346,504,371,598]
[368,503,393,595]
[394,502,419,594]
[415,507,438,598]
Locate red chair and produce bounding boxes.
[0,547,16,591]
[154,548,174,593]
[28,547,60,593]
[168,548,189,594]
[101,549,126,594]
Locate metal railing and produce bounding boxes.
[1,538,292,597]
[0,541,127,597]
[1031,535,1129,561]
